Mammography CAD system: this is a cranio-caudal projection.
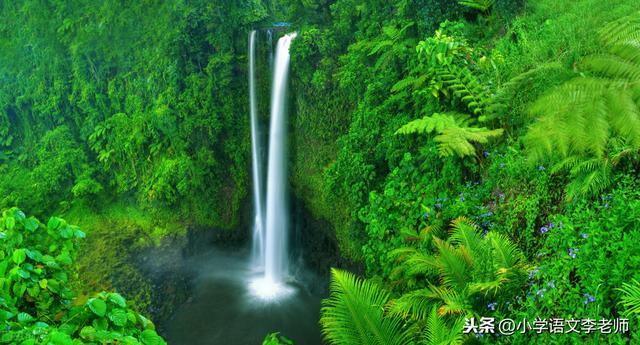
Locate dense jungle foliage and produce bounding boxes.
[2,0,640,344]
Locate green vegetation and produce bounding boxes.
[0,208,165,344]
[2,0,640,344]
[280,0,640,344]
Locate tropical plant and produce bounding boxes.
[525,11,640,198]
[389,217,528,321]
[0,208,166,344]
[396,112,503,158]
[421,307,465,345]
[458,0,495,12]
[320,269,412,345]
[619,279,640,317]
[262,332,294,345]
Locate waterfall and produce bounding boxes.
[249,31,297,300]
[264,32,296,284]
[248,30,264,270]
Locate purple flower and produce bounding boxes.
[547,280,556,289]
[604,203,609,208]
[538,165,545,171]
[435,203,442,209]
[499,193,505,200]
[539,226,549,234]
[487,302,497,311]
[584,293,595,305]
[459,192,465,202]
[528,267,539,279]
[568,248,578,258]
[581,233,588,239]
[483,151,490,158]
[536,288,547,298]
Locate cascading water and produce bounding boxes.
[167,30,323,344]
[248,30,265,270]
[250,32,297,300]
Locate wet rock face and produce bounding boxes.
[131,228,209,334]
[115,193,354,335]
[290,194,362,295]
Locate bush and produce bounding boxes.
[0,208,166,344]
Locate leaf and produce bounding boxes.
[320,269,411,345]
[12,249,26,264]
[108,308,128,327]
[47,217,62,231]
[87,298,107,317]
[74,228,86,238]
[108,292,127,308]
[59,226,74,239]
[5,217,15,230]
[140,329,165,345]
[24,217,38,232]
[17,312,35,324]
[48,331,73,345]
[0,310,15,321]
[80,326,96,340]
[56,252,72,265]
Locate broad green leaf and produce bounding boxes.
[17,312,35,324]
[108,292,127,308]
[140,329,164,345]
[0,310,15,321]
[80,326,96,340]
[5,217,15,230]
[12,248,26,264]
[108,308,128,327]
[24,217,38,232]
[59,226,73,239]
[47,217,61,231]
[88,298,107,317]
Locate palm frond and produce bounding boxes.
[433,238,473,291]
[320,269,412,345]
[421,307,465,345]
[618,279,640,317]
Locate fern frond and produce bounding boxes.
[486,232,526,272]
[434,238,473,291]
[564,158,613,199]
[389,288,437,321]
[581,51,640,81]
[320,269,412,345]
[618,279,640,317]
[599,11,640,46]
[448,217,482,257]
[422,308,465,345]
[457,0,495,12]
[525,12,640,199]
[435,127,503,158]
[390,247,440,277]
[396,112,470,135]
[397,112,502,158]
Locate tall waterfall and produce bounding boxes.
[249,31,297,300]
[264,32,296,284]
[248,30,264,270]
